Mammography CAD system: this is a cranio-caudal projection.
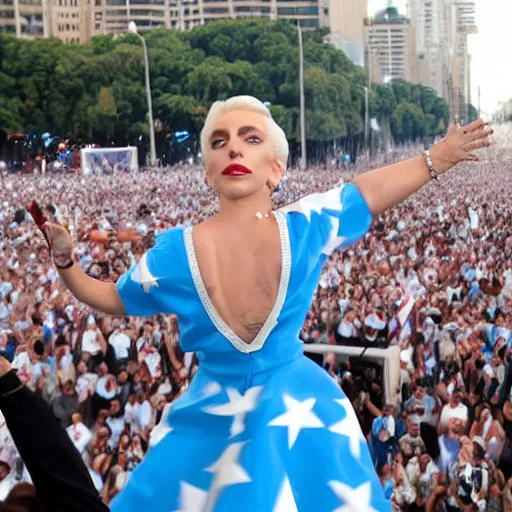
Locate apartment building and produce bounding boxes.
[0,0,50,38]
[407,0,477,119]
[364,4,416,84]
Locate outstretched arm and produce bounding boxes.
[44,223,126,316]
[352,120,492,216]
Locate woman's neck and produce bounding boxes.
[216,190,273,228]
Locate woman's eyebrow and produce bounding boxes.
[209,129,229,141]
[237,125,262,136]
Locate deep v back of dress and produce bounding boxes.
[187,212,286,345]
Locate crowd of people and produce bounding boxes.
[0,125,511,510]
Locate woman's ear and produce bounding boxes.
[269,159,285,189]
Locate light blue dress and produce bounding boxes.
[111,183,390,512]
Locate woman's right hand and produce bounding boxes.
[44,222,74,267]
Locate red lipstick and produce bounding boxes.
[222,164,252,176]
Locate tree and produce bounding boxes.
[88,87,117,144]
[0,20,451,163]
[390,102,427,143]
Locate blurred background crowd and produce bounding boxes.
[0,126,511,511]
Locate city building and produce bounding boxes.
[0,0,365,50]
[49,0,91,43]
[364,3,416,84]
[90,0,322,39]
[0,0,50,38]
[407,0,477,120]
[321,0,367,66]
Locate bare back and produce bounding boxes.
[192,217,282,345]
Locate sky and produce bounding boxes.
[368,0,511,116]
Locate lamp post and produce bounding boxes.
[358,85,369,153]
[297,22,306,170]
[128,21,157,168]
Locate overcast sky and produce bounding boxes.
[368,0,510,117]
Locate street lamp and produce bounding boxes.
[128,21,157,168]
[358,85,369,152]
[297,22,306,170]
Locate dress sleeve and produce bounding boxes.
[280,183,372,259]
[116,228,179,317]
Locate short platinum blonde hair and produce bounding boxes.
[200,95,289,168]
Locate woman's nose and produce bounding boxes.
[229,149,242,159]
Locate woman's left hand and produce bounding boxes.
[431,119,493,174]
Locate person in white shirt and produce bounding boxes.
[439,388,468,434]
[124,393,139,436]
[81,315,105,356]
[108,329,131,366]
[66,413,92,455]
[106,398,125,451]
[124,392,152,436]
[137,393,152,432]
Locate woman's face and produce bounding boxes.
[203,109,284,201]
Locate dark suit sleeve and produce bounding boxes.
[0,370,109,512]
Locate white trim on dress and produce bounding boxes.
[184,211,291,354]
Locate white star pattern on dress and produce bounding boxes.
[268,395,325,449]
[203,381,222,398]
[130,252,160,293]
[281,187,345,255]
[173,481,208,512]
[203,386,263,437]
[300,187,342,220]
[328,398,365,460]
[205,441,251,512]
[273,475,298,512]
[328,481,378,512]
[149,402,173,448]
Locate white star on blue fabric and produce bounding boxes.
[281,186,346,255]
[130,252,159,293]
[205,441,251,511]
[268,395,325,449]
[173,481,208,512]
[328,481,378,512]
[273,475,298,512]
[203,386,263,438]
[328,398,365,460]
[203,381,222,398]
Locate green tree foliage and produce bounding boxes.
[0,19,449,150]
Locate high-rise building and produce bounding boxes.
[407,0,477,119]
[364,4,416,84]
[0,0,50,37]
[321,0,367,66]
[90,0,322,39]
[446,0,477,119]
[49,0,91,43]
[407,0,444,92]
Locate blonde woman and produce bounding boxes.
[36,96,490,511]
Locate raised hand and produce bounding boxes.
[433,119,493,172]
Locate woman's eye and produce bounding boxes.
[211,139,225,149]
